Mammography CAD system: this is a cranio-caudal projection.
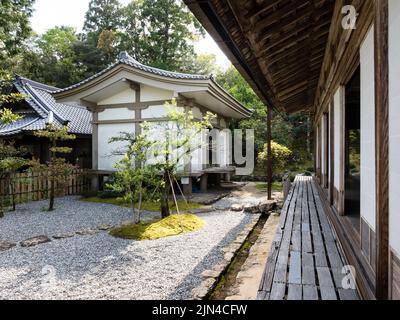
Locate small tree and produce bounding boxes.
[107,127,158,224]
[0,142,28,216]
[0,75,27,217]
[32,124,76,211]
[148,100,215,218]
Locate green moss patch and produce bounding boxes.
[109,214,206,241]
[80,197,204,213]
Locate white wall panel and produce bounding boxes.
[98,123,135,171]
[360,26,376,230]
[98,108,135,121]
[98,88,136,105]
[140,85,174,102]
[321,115,326,177]
[333,88,343,190]
[389,0,400,253]
[142,105,168,118]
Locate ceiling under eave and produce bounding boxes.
[184,0,335,114]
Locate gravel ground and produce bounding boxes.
[0,197,257,300]
[0,197,160,242]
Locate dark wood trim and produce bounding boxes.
[267,105,272,200]
[324,112,329,189]
[374,0,390,300]
[314,178,376,300]
[318,124,322,182]
[329,100,335,205]
[134,87,141,135]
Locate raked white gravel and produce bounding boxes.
[0,197,257,300]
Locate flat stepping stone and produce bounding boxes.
[0,241,16,252]
[243,200,277,214]
[97,224,113,231]
[53,233,75,240]
[20,236,51,248]
[231,204,244,212]
[76,229,99,236]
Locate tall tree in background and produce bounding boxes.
[0,0,34,71]
[82,0,123,69]
[138,0,205,72]
[84,0,122,34]
[119,0,142,60]
[21,27,86,88]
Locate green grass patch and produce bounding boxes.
[256,182,283,192]
[109,214,205,240]
[80,197,204,212]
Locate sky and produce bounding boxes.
[30,0,231,70]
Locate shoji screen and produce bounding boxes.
[333,88,344,214]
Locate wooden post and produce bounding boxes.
[329,101,335,206]
[267,105,273,200]
[374,0,389,300]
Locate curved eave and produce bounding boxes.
[53,62,252,118]
[209,79,252,118]
[0,117,42,137]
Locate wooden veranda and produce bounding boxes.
[257,176,359,300]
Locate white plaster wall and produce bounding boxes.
[98,88,136,105]
[218,129,231,167]
[98,108,135,121]
[389,0,400,253]
[142,105,169,118]
[315,125,321,169]
[192,106,203,120]
[321,116,326,177]
[98,123,135,171]
[190,131,205,173]
[360,26,376,230]
[140,85,174,102]
[328,111,332,186]
[220,118,227,129]
[333,88,343,190]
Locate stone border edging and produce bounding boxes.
[0,224,115,252]
[191,215,261,300]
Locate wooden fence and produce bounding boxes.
[0,169,91,204]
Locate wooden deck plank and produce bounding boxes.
[302,253,316,285]
[270,282,286,300]
[303,285,319,300]
[292,230,301,252]
[320,286,338,300]
[317,267,335,288]
[258,177,359,300]
[302,231,313,253]
[288,251,302,284]
[325,240,344,268]
[288,284,302,300]
[338,289,359,300]
[273,263,288,284]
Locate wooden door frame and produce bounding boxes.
[329,100,335,206]
[374,0,389,300]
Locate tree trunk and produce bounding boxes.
[133,185,143,225]
[161,171,171,218]
[0,177,4,218]
[49,176,55,211]
[9,176,16,211]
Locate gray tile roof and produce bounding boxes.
[53,52,212,94]
[0,77,92,137]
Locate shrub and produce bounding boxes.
[258,141,292,175]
